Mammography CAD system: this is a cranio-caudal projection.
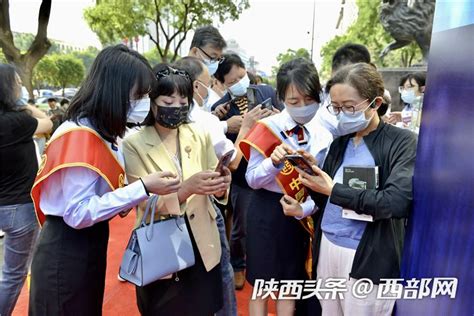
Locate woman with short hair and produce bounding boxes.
[122,64,231,316]
[299,63,417,315]
[240,58,332,315]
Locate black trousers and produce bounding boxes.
[29,216,109,316]
[136,216,223,316]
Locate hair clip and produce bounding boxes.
[156,66,191,81]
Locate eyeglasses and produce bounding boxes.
[398,86,416,93]
[326,98,371,116]
[197,47,225,64]
[156,67,191,81]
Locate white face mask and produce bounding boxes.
[127,98,150,124]
[401,89,416,104]
[228,74,250,97]
[195,81,210,107]
[335,99,376,134]
[285,102,319,125]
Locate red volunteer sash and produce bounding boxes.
[239,122,314,278]
[31,128,125,226]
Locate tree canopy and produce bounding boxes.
[54,54,85,93]
[319,0,422,79]
[33,54,85,93]
[84,0,250,62]
[272,48,311,76]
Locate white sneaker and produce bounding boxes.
[0,230,4,238]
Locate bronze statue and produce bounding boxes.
[380,0,436,63]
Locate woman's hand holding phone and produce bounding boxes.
[297,165,334,197]
[270,143,295,167]
[296,149,318,166]
[180,171,227,196]
[280,195,303,217]
[241,106,273,133]
[214,166,231,198]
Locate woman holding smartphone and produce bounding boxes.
[122,64,231,315]
[240,58,332,315]
[29,45,181,315]
[298,63,417,316]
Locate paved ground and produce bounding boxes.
[1,216,274,316]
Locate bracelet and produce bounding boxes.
[139,178,150,196]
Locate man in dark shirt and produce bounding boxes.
[47,98,65,133]
[211,53,282,290]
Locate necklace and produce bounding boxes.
[162,131,183,180]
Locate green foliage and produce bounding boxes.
[84,0,250,61]
[319,0,423,80]
[11,32,62,55]
[71,46,100,74]
[12,32,35,52]
[33,55,58,88]
[32,54,85,92]
[54,55,85,92]
[272,48,311,76]
[143,47,174,68]
[84,0,148,45]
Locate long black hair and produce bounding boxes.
[0,64,20,114]
[143,63,194,126]
[276,58,322,103]
[65,44,154,143]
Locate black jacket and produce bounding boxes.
[309,121,418,284]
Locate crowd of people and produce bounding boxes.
[0,25,420,316]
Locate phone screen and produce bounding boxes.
[216,150,235,174]
[285,154,315,175]
[247,87,258,110]
[261,98,273,110]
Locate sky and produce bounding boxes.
[7,0,357,74]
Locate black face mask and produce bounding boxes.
[155,104,190,129]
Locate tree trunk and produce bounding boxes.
[0,0,52,99]
[14,62,34,98]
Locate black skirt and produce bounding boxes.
[135,216,223,316]
[29,215,109,316]
[246,189,308,286]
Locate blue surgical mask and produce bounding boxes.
[335,99,376,134]
[285,103,319,125]
[401,89,416,104]
[128,98,150,124]
[204,60,219,76]
[228,74,250,97]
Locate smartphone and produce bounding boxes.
[247,87,259,110]
[215,149,235,174]
[285,154,315,175]
[261,97,273,110]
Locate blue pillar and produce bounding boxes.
[396,1,474,315]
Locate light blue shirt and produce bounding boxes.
[321,138,375,250]
[40,119,148,229]
[245,109,332,219]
